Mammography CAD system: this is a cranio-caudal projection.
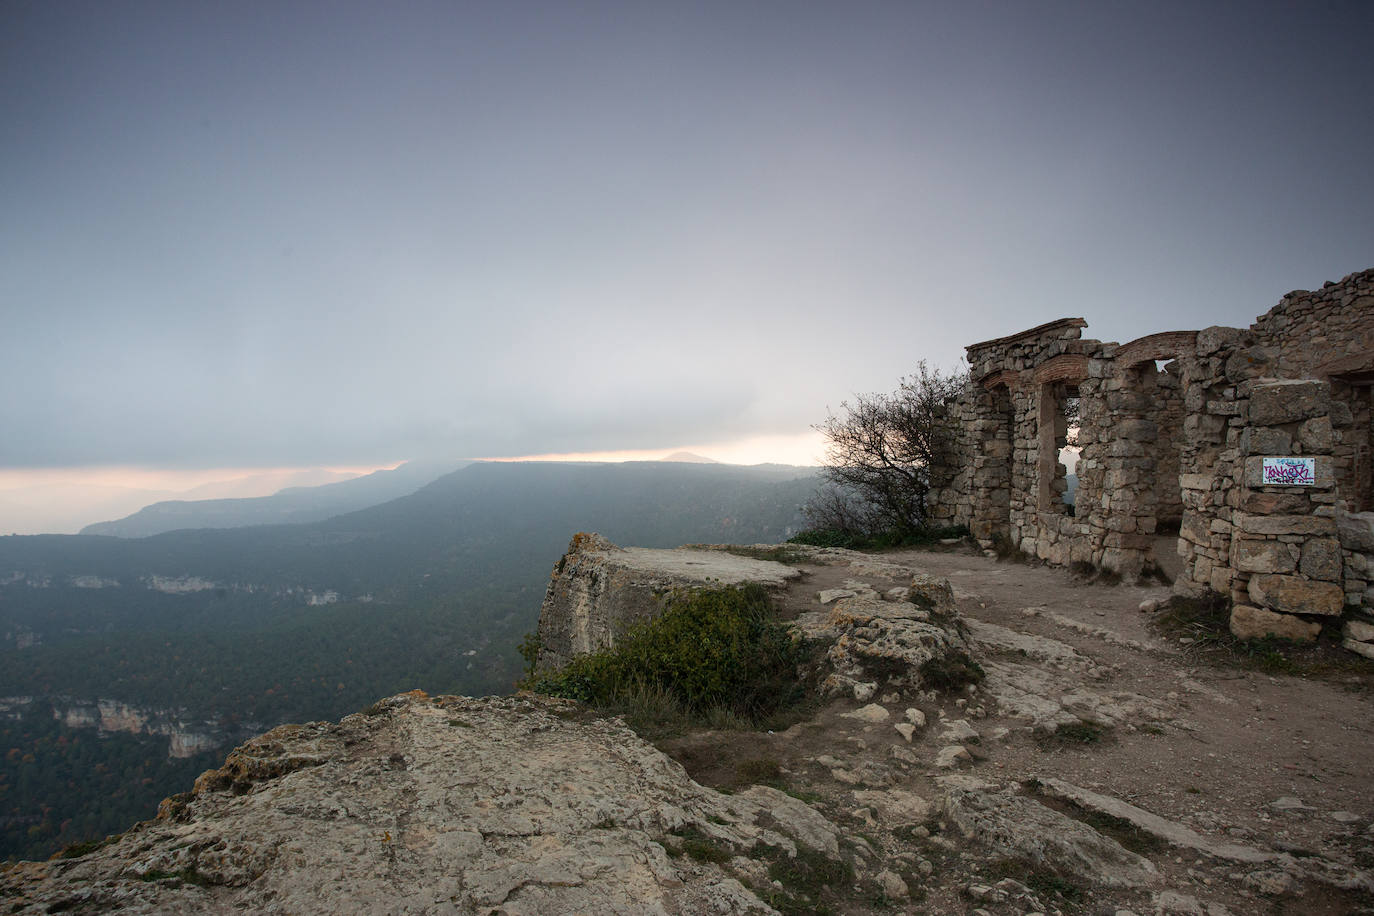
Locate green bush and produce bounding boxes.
[526,585,811,722]
[787,525,968,551]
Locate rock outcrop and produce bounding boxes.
[534,533,801,671]
[793,574,973,701]
[0,691,840,915]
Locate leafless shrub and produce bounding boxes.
[807,362,966,537]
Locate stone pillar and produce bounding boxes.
[967,385,1014,547]
[1227,380,1343,641]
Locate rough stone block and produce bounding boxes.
[1103,532,1152,550]
[1342,638,1374,660]
[1337,512,1374,553]
[1232,538,1295,574]
[1176,513,1209,549]
[1247,575,1344,616]
[1209,565,1233,594]
[1117,419,1158,441]
[1194,555,1213,582]
[1235,513,1335,536]
[1108,440,1146,458]
[1298,416,1333,453]
[1183,414,1226,446]
[1225,347,1278,382]
[1344,619,1374,643]
[1298,538,1342,581]
[1196,325,1248,356]
[1179,474,1212,492]
[1239,426,1292,456]
[1247,379,1330,426]
[1230,604,1320,642]
[1241,492,1309,515]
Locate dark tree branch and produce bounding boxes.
[806,362,966,536]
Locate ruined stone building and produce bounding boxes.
[927,268,1374,654]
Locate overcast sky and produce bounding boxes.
[4,1,1373,478]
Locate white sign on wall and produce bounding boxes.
[1261,456,1316,486]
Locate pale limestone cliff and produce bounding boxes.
[534,533,801,672]
[1,696,225,759]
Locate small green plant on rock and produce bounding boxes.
[524,585,815,730]
[56,834,120,859]
[1036,720,1111,747]
[754,842,855,916]
[918,650,984,692]
[788,524,970,551]
[517,631,542,680]
[734,757,785,789]
[986,857,1086,905]
[665,826,733,864]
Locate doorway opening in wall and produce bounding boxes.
[1061,391,1081,517]
[1147,359,1185,583]
[1328,379,1372,513]
[1038,382,1080,516]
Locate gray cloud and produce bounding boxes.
[3,1,1372,469]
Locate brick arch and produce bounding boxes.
[1031,354,1089,386]
[1115,331,1198,368]
[978,369,1021,390]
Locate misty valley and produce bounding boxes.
[0,461,818,860]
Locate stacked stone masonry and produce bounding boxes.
[927,268,1374,651]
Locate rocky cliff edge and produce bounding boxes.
[0,691,839,915]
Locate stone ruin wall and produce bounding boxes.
[928,268,1374,654]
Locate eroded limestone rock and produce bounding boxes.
[936,778,1158,888]
[535,533,801,671]
[2,692,839,915]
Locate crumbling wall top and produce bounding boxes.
[966,317,1087,353]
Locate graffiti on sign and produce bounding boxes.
[1261,457,1316,486]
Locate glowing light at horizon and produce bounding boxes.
[0,463,403,495]
[480,430,827,467]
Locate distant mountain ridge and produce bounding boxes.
[80,460,466,538]
[660,451,718,463]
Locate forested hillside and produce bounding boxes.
[78,459,464,538]
[0,461,817,860]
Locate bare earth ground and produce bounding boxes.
[661,543,1374,916]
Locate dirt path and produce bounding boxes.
[665,544,1374,915]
